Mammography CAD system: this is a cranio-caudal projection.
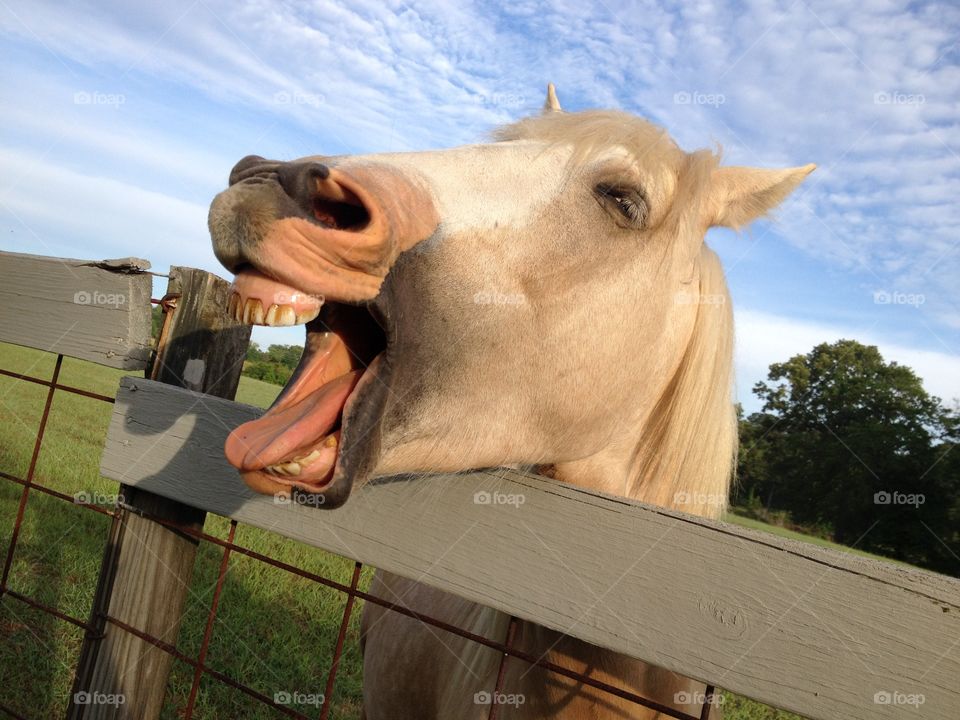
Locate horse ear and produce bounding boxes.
[543,83,562,113]
[707,163,815,229]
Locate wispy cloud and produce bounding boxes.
[0,0,957,386]
[0,147,209,267]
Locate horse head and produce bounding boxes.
[209,85,814,513]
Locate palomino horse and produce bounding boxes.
[209,85,813,719]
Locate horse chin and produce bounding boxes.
[223,275,389,509]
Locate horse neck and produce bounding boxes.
[502,618,702,719]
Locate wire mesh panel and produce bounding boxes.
[0,252,151,716]
[0,352,122,718]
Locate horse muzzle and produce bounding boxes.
[208,154,439,304]
[209,154,438,508]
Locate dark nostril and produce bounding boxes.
[277,162,330,201]
[305,163,330,181]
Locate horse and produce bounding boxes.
[209,85,814,719]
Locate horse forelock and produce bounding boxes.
[494,109,687,173]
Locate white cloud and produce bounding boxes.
[0,146,212,270]
[0,102,227,193]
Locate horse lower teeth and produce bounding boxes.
[293,449,323,466]
[267,461,301,476]
[264,442,334,477]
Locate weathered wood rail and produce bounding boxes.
[101,377,960,720]
[0,251,153,369]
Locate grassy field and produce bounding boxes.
[0,340,903,719]
[0,343,368,719]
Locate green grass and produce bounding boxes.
[0,342,366,719]
[0,340,853,719]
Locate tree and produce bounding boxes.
[242,342,303,386]
[266,344,302,369]
[742,339,957,573]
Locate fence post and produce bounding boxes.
[70,267,250,719]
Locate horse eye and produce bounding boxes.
[595,184,648,227]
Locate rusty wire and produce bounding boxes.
[0,301,715,720]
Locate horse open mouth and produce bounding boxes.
[222,267,388,507]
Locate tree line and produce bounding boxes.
[242,342,302,385]
[735,339,958,574]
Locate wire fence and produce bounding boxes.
[0,290,718,719]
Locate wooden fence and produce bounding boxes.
[0,250,958,720]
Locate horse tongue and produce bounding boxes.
[224,370,361,471]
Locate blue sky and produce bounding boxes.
[1,0,958,412]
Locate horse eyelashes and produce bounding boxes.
[595,183,648,227]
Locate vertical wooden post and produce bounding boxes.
[70,267,250,719]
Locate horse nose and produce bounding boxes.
[276,161,331,207]
[228,154,279,185]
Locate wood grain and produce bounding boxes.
[0,251,152,369]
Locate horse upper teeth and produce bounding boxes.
[251,300,265,324]
[227,292,322,327]
[241,298,261,324]
[296,308,321,324]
